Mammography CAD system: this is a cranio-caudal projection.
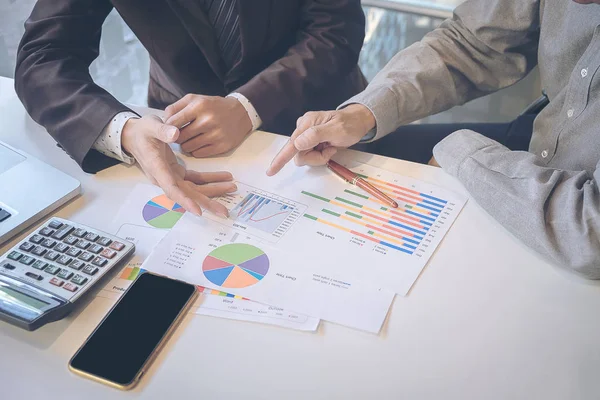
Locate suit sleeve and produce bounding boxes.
[14,0,133,173]
[236,0,365,127]
[434,130,600,279]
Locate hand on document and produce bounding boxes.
[266,104,376,176]
[121,115,237,218]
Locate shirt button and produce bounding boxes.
[581,68,588,78]
[541,150,548,158]
[567,109,574,118]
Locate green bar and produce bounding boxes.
[218,291,227,297]
[303,213,318,221]
[335,197,363,208]
[368,230,375,235]
[356,173,368,179]
[344,211,362,219]
[322,209,341,217]
[127,267,140,281]
[344,189,369,200]
[405,204,413,209]
[380,206,388,211]
[301,191,330,202]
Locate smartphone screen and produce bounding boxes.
[70,273,196,388]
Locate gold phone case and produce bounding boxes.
[68,273,198,390]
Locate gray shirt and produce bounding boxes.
[344,0,600,277]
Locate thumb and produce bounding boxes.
[294,125,329,151]
[150,120,180,143]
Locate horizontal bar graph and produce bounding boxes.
[301,174,450,257]
[196,285,247,300]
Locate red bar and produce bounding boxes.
[350,230,381,244]
[389,214,424,229]
[365,224,405,240]
[360,210,391,223]
[389,209,422,222]
[369,223,415,238]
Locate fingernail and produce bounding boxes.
[167,126,177,140]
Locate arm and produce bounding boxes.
[14,0,132,173]
[236,0,365,126]
[344,0,541,139]
[434,131,600,278]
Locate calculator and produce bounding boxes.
[0,218,134,331]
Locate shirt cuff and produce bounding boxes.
[93,112,139,165]
[227,92,262,131]
[432,129,499,177]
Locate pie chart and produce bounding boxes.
[142,194,186,229]
[202,244,269,289]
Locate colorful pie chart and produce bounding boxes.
[142,194,186,229]
[202,244,269,289]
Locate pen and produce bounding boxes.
[326,160,399,208]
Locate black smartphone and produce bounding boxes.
[68,272,197,390]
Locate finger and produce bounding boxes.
[295,146,338,167]
[190,145,222,158]
[294,124,331,151]
[184,170,234,184]
[180,128,216,153]
[165,104,199,129]
[180,181,230,217]
[164,95,193,121]
[190,181,238,198]
[145,117,180,143]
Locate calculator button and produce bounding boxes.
[54,243,70,253]
[63,283,78,292]
[41,239,57,248]
[52,224,74,240]
[109,241,126,251]
[29,234,44,244]
[88,244,103,254]
[39,227,55,237]
[19,256,35,266]
[57,269,74,280]
[92,256,108,267]
[97,237,112,247]
[0,209,11,222]
[99,248,117,259]
[78,252,94,262]
[19,242,35,252]
[75,241,91,250]
[64,235,79,245]
[49,277,64,287]
[44,265,61,275]
[84,233,100,242]
[48,220,64,229]
[32,260,48,270]
[7,251,22,261]
[73,228,88,238]
[71,274,88,285]
[82,265,99,276]
[57,255,73,266]
[44,251,60,261]
[25,272,43,281]
[2,263,16,270]
[66,247,82,257]
[70,260,85,270]
[31,246,47,257]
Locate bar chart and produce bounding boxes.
[231,193,295,235]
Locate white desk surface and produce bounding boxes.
[1,76,599,400]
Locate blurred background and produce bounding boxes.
[0,0,540,124]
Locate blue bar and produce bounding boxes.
[402,243,417,250]
[420,193,447,204]
[380,241,413,254]
[406,210,435,222]
[265,199,271,205]
[417,202,444,212]
[245,197,264,218]
[422,199,445,210]
[226,293,235,298]
[421,220,432,226]
[403,236,420,245]
[282,205,287,210]
[237,194,253,211]
[388,220,427,236]
[413,234,423,240]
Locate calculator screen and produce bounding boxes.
[0,286,49,315]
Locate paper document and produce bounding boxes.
[142,214,395,333]
[98,185,320,332]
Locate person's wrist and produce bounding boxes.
[121,117,140,157]
[340,104,376,139]
[225,97,253,135]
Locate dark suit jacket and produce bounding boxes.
[15,0,367,173]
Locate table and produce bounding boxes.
[1,76,599,400]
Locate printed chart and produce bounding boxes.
[211,182,306,243]
[142,194,186,229]
[203,244,269,289]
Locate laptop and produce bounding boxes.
[0,140,81,245]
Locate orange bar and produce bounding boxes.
[365,224,405,240]
[350,230,380,244]
[120,267,132,279]
[365,177,422,196]
[372,232,404,246]
[317,218,352,232]
[365,181,424,204]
